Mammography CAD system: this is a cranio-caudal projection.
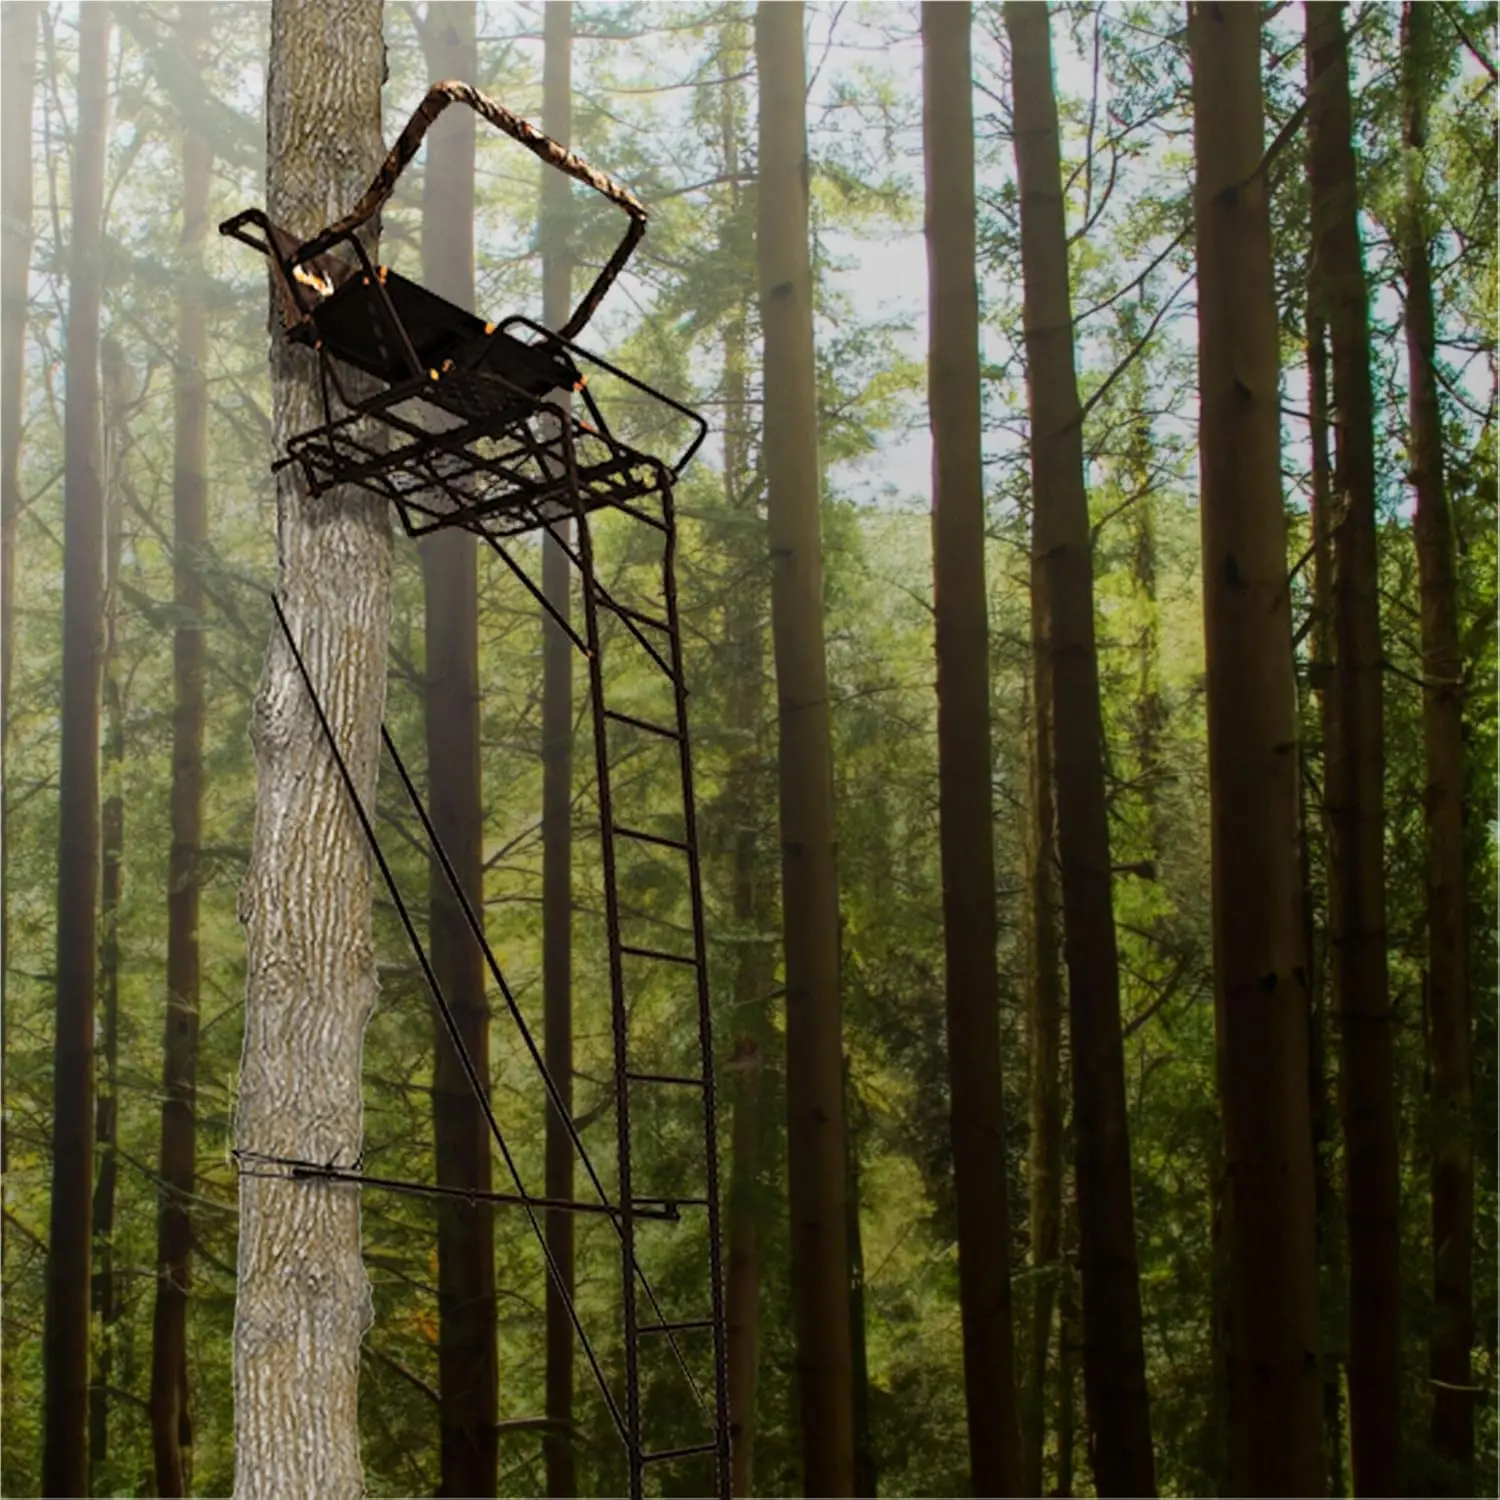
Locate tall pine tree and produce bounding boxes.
[1306,6,1402,1491]
[43,8,110,1492]
[756,3,857,1490]
[923,5,1024,1492]
[1005,4,1156,1491]
[1188,4,1324,1491]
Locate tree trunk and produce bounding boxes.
[1306,305,1348,1500]
[1024,594,1064,1500]
[151,11,212,1488]
[921,6,1024,1494]
[719,23,775,1485]
[1056,1196,1080,1500]
[233,4,388,1496]
[91,335,129,1492]
[415,8,499,1496]
[1306,9,1403,1492]
[724,803,772,1500]
[1187,4,1325,1492]
[1120,351,1166,870]
[1400,7,1474,1490]
[42,6,110,1493]
[1004,6,1155,1493]
[755,5,856,1491]
[846,1068,876,1499]
[1206,1122,1232,1499]
[0,2,39,1108]
[539,6,575,1492]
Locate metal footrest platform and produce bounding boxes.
[278,368,669,542]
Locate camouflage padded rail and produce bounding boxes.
[289,79,649,341]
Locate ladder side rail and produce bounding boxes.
[573,498,646,1500]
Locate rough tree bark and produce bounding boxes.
[922,5,1023,1494]
[1306,9,1402,1492]
[1400,5,1474,1489]
[539,5,576,1491]
[232,3,388,1497]
[0,1,39,1089]
[1187,3,1325,1492]
[415,7,500,1495]
[1004,5,1156,1493]
[755,3,857,1491]
[151,9,212,1489]
[91,336,130,1490]
[41,6,110,1493]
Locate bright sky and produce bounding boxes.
[805,3,1100,510]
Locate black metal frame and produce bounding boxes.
[223,80,729,1500]
[221,208,707,544]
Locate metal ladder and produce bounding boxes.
[560,462,729,1498]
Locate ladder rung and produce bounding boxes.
[612,823,690,853]
[625,1069,706,1089]
[642,1439,719,1466]
[604,599,671,635]
[619,943,700,968]
[638,1318,715,1336]
[603,707,680,741]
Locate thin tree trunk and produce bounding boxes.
[0,3,39,1111]
[845,1066,876,1499]
[755,5,856,1491]
[1004,6,1155,1493]
[539,6,575,1491]
[91,335,129,1491]
[722,702,776,1500]
[922,8,1024,1492]
[1206,1122,1232,1499]
[719,22,775,1481]
[1024,591,1064,1500]
[151,11,212,1488]
[1400,7,1474,1489]
[42,7,110,1492]
[724,839,772,1500]
[1056,1195,1080,1500]
[1187,4,1325,1492]
[1122,365,1165,864]
[1306,10,1402,1492]
[1306,305,1348,1500]
[233,4,388,1496]
[416,8,498,1495]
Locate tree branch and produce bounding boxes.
[1442,1,1498,81]
[363,1343,439,1407]
[1074,224,1191,326]
[1079,270,1193,424]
